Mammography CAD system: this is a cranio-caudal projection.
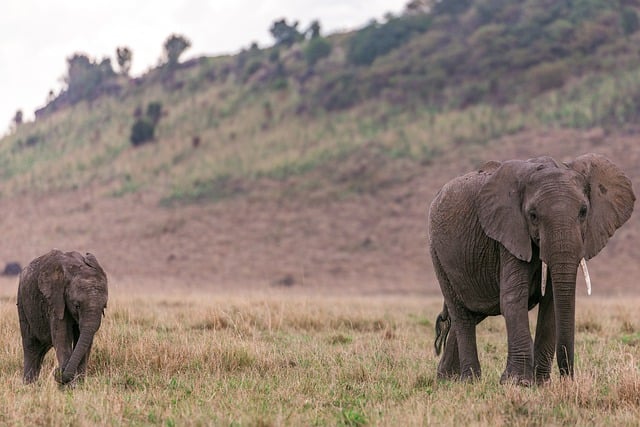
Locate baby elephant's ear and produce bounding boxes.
[83,252,105,275]
[37,264,66,320]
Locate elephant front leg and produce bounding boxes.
[51,319,74,383]
[501,306,534,385]
[499,258,534,386]
[533,282,555,384]
[21,339,50,384]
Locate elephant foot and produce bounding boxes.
[54,368,81,387]
[460,368,481,382]
[53,368,64,384]
[500,370,533,387]
[535,372,551,386]
[437,370,460,381]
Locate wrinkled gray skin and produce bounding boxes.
[17,249,108,385]
[429,154,635,385]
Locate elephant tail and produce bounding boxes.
[434,304,451,356]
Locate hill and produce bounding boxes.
[1,1,640,295]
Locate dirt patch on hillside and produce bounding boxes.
[0,128,638,297]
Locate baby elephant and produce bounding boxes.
[17,249,108,384]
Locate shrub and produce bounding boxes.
[268,48,280,63]
[314,71,360,110]
[130,119,155,146]
[271,78,288,91]
[243,59,263,81]
[573,17,617,53]
[146,102,163,126]
[21,134,43,147]
[130,101,164,146]
[304,37,332,66]
[347,14,431,66]
[621,7,639,36]
[527,61,570,93]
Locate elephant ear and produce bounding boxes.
[477,160,535,262]
[83,252,106,276]
[567,153,636,259]
[37,262,67,320]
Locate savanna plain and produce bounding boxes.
[5,4,640,423]
[0,129,638,426]
[1,124,639,426]
[0,285,638,426]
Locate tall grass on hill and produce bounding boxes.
[534,66,640,129]
[0,292,638,425]
[4,60,640,202]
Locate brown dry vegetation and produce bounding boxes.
[0,290,638,425]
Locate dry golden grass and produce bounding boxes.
[0,291,638,426]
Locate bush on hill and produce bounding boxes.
[130,101,164,146]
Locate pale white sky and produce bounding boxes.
[1,0,409,134]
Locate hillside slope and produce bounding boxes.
[5,1,640,203]
[0,127,637,296]
[1,2,640,295]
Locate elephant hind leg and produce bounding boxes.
[431,249,482,380]
[434,304,451,355]
[455,312,483,381]
[436,313,486,380]
[437,325,460,379]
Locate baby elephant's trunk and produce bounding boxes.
[60,324,98,384]
[434,304,451,356]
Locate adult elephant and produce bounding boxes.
[428,154,635,385]
[17,249,108,384]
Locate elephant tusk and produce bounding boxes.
[580,258,592,296]
[541,261,548,297]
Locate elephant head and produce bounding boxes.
[37,250,108,384]
[477,154,635,377]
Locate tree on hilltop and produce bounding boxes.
[9,109,23,133]
[64,53,116,104]
[116,46,133,76]
[306,20,321,39]
[163,34,191,68]
[270,19,303,47]
[13,109,23,127]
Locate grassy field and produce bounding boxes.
[0,291,638,426]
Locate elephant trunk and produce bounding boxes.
[61,318,100,384]
[541,259,591,296]
[549,261,578,378]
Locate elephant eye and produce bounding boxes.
[528,210,538,224]
[579,205,588,220]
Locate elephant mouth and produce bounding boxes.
[540,259,592,296]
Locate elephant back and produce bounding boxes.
[430,161,501,222]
